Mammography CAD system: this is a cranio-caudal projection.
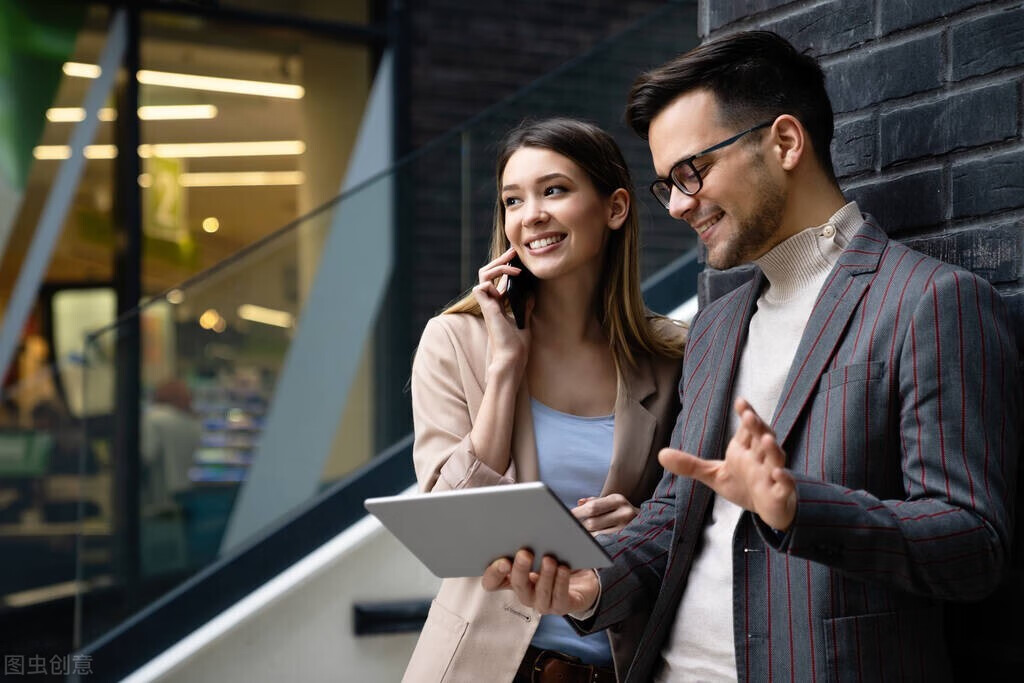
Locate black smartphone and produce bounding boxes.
[505,254,537,329]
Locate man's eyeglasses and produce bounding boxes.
[649,120,773,209]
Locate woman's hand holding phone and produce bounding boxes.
[473,247,533,377]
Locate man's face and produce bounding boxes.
[648,90,785,270]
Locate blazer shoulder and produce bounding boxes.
[419,312,486,348]
[415,313,489,375]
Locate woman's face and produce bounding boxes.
[500,146,624,283]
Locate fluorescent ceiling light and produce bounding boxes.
[35,138,302,161]
[137,69,304,99]
[137,171,305,187]
[84,145,118,160]
[46,107,117,122]
[63,61,303,99]
[178,171,305,187]
[33,144,118,160]
[139,104,218,120]
[138,140,305,158]
[33,146,72,160]
[46,105,218,122]
[63,61,101,78]
[238,304,294,329]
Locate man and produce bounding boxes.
[483,31,1020,681]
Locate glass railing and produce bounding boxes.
[69,0,700,657]
[0,358,100,663]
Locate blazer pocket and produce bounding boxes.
[403,599,469,683]
[823,607,949,683]
[818,361,885,393]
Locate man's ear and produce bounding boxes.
[607,188,630,230]
[771,115,807,172]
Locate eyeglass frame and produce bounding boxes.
[649,120,774,209]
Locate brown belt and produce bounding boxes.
[513,644,617,683]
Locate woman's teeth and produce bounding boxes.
[528,234,565,249]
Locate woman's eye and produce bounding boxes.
[544,185,568,196]
[503,196,521,207]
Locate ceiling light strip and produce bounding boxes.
[35,139,303,160]
[178,171,305,187]
[139,140,305,158]
[63,61,303,100]
[137,69,304,99]
[47,105,218,122]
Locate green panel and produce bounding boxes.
[0,430,51,475]
[0,0,86,191]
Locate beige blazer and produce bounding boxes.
[403,312,685,683]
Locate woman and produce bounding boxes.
[404,118,685,682]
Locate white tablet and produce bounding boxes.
[364,482,612,578]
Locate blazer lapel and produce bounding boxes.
[770,218,887,447]
[685,278,762,462]
[602,354,657,500]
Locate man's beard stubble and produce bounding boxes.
[705,158,786,271]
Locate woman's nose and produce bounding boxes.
[522,200,547,226]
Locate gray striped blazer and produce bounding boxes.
[580,216,1020,682]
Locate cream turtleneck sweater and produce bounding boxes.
[656,201,862,682]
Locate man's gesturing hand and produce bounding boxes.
[480,549,600,615]
[658,397,797,531]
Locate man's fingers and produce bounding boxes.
[659,447,710,480]
[734,397,753,416]
[759,432,786,468]
[480,557,512,591]
[740,407,766,435]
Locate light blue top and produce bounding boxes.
[529,398,615,666]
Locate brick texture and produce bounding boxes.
[880,83,1018,167]
[825,34,944,113]
[763,0,873,56]
[952,148,1024,218]
[708,0,795,32]
[832,114,876,177]
[880,0,990,33]
[904,222,1024,284]
[951,6,1024,80]
[846,167,945,234]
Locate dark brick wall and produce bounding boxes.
[701,0,1024,677]
[407,1,666,150]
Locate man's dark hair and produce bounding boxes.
[626,31,836,180]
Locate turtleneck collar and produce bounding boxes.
[754,201,861,303]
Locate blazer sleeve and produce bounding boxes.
[763,269,1020,601]
[574,465,681,632]
[411,316,516,493]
